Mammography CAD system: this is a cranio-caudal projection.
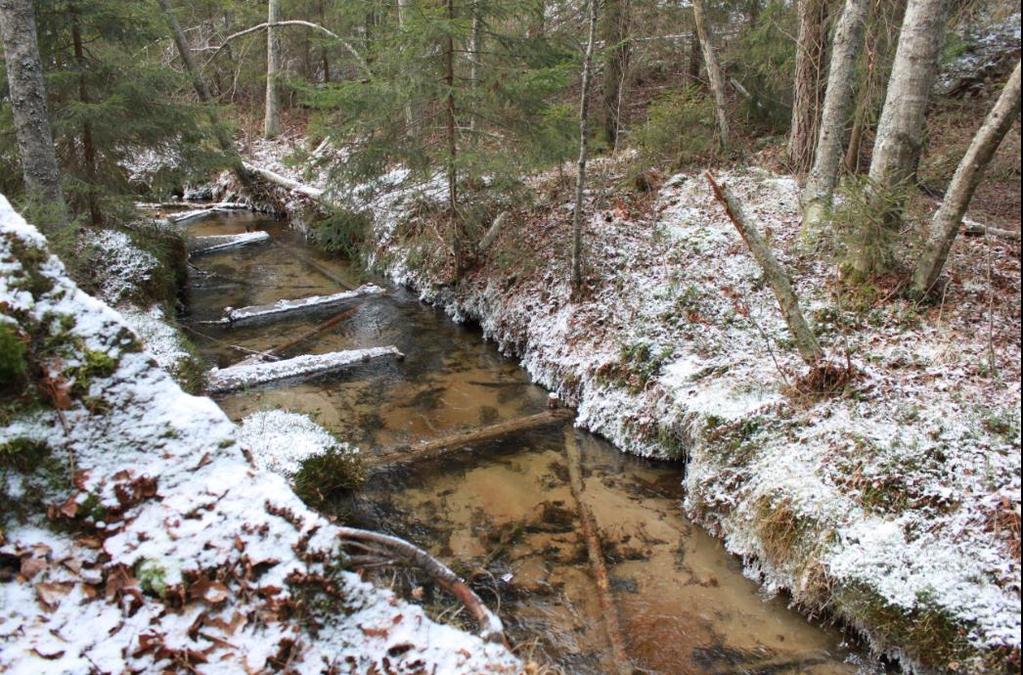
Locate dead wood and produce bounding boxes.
[265,308,356,359]
[562,426,632,674]
[271,242,354,290]
[368,408,575,468]
[335,526,506,644]
[706,172,824,366]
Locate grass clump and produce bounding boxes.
[597,340,674,393]
[292,447,366,511]
[69,350,119,397]
[0,437,51,473]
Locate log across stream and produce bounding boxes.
[183,209,862,673]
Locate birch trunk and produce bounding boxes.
[0,0,68,231]
[787,0,828,173]
[801,0,870,230]
[691,0,730,152]
[264,0,281,139]
[911,61,1021,295]
[853,0,950,275]
[571,0,599,291]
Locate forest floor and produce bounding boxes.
[0,196,520,673]
[236,129,1022,673]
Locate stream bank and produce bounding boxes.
[182,208,862,672]
[223,138,1022,673]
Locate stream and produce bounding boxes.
[183,210,864,674]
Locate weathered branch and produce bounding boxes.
[563,426,632,674]
[369,408,575,468]
[336,526,506,643]
[201,20,370,78]
[911,61,1021,296]
[706,172,824,365]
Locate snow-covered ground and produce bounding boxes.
[0,195,519,673]
[231,139,1021,672]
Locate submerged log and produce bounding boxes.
[223,284,384,326]
[207,345,403,393]
[271,242,354,290]
[369,408,575,468]
[266,308,356,359]
[563,426,632,674]
[189,231,272,256]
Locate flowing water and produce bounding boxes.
[183,211,864,674]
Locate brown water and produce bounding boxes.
[184,211,864,674]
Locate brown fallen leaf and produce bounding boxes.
[20,556,47,580]
[36,581,74,610]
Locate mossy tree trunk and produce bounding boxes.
[0,0,68,232]
[602,0,630,151]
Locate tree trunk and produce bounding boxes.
[71,5,102,226]
[691,0,730,152]
[687,29,702,88]
[445,0,464,279]
[602,0,630,150]
[318,0,330,82]
[264,0,281,139]
[468,0,482,139]
[843,0,904,173]
[911,61,1021,296]
[801,0,869,230]
[787,0,829,173]
[571,0,599,291]
[855,0,950,276]
[156,0,251,187]
[0,0,68,231]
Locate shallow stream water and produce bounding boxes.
[183,211,863,674]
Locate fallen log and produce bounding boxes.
[368,408,575,468]
[563,426,632,674]
[963,219,1021,241]
[223,284,384,326]
[207,345,403,393]
[243,162,326,203]
[705,172,824,366]
[189,231,272,256]
[335,526,506,644]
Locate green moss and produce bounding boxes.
[69,350,119,397]
[0,437,51,472]
[292,447,366,511]
[6,237,54,297]
[834,583,982,672]
[597,340,674,393]
[0,323,28,388]
[136,559,169,598]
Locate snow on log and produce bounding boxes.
[189,230,272,255]
[223,283,384,325]
[207,345,403,393]
[244,161,326,203]
[164,202,252,225]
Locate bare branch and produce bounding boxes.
[199,20,370,77]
